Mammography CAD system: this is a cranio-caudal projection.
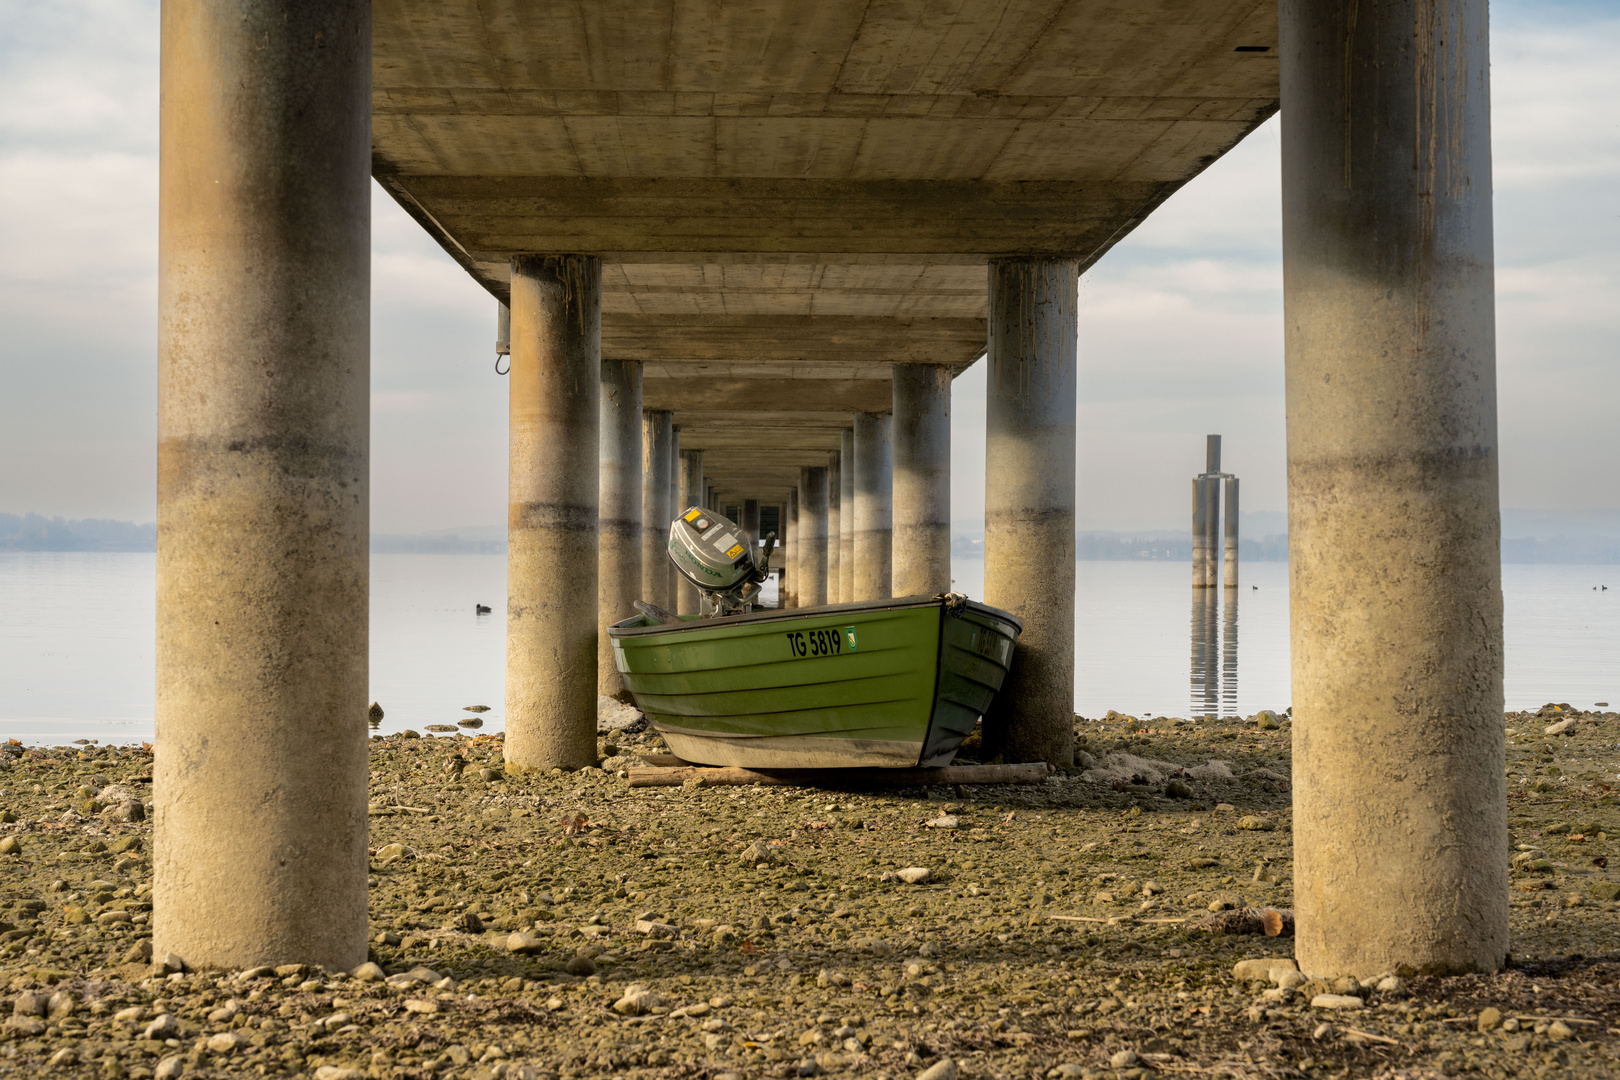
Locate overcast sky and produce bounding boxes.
[1,1,1615,535]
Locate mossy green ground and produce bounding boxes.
[0,705,1616,1079]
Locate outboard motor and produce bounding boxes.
[668,506,776,616]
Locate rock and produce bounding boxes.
[0,836,22,855]
[1109,1050,1139,1068]
[1548,1020,1574,1040]
[12,990,46,1016]
[1277,970,1308,989]
[113,1006,145,1024]
[636,919,678,938]
[565,955,597,976]
[207,1001,240,1023]
[1477,1007,1503,1031]
[351,961,386,981]
[924,815,958,829]
[505,932,545,954]
[613,984,666,1016]
[3,1015,43,1036]
[207,1032,244,1053]
[1545,718,1577,736]
[1165,778,1194,799]
[1311,994,1363,1011]
[453,910,484,933]
[47,1047,77,1068]
[1237,815,1276,831]
[157,951,187,974]
[1376,975,1408,996]
[144,1013,179,1039]
[1590,881,1620,902]
[154,1056,187,1080]
[314,1068,365,1080]
[917,1059,959,1080]
[1232,958,1297,982]
[739,842,776,865]
[400,729,420,739]
[1254,710,1281,730]
[598,695,647,733]
[46,990,75,1020]
[896,867,932,885]
[404,998,439,1014]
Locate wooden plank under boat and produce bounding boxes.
[607,595,1022,769]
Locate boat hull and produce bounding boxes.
[608,596,1021,769]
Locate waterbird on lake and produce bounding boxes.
[475,603,492,614]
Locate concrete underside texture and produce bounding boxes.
[155,0,372,971]
[852,412,894,602]
[981,259,1078,769]
[505,255,602,773]
[892,364,953,598]
[676,449,704,616]
[798,467,831,607]
[598,359,642,699]
[640,410,674,611]
[1282,0,1506,978]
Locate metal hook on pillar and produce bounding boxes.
[495,301,511,375]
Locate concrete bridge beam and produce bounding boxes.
[1282,0,1506,978]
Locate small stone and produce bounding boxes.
[1109,1050,1139,1068]
[635,919,678,937]
[505,932,545,954]
[1477,1007,1503,1031]
[12,990,46,1016]
[923,815,959,829]
[374,842,406,865]
[314,1068,365,1080]
[46,989,75,1019]
[917,1059,959,1080]
[1277,970,1307,989]
[3,1015,43,1036]
[207,1001,240,1024]
[1548,1020,1574,1040]
[1545,718,1577,736]
[123,939,154,964]
[404,998,439,1014]
[1255,710,1281,730]
[565,955,597,976]
[0,836,21,855]
[207,1032,243,1053]
[154,1055,187,1080]
[739,842,775,865]
[1311,994,1364,1011]
[1375,975,1408,996]
[47,1047,78,1068]
[1232,958,1297,982]
[144,1013,179,1039]
[401,729,420,739]
[1164,778,1194,799]
[613,984,666,1016]
[158,951,187,974]
[114,1006,145,1024]
[351,961,386,981]
[1237,815,1276,831]
[896,867,932,885]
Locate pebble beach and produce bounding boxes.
[0,703,1616,1079]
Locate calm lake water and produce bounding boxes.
[1,553,1615,744]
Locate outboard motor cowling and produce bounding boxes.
[668,506,775,616]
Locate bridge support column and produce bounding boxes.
[676,449,704,615]
[982,258,1078,768]
[799,467,830,607]
[852,412,893,601]
[1283,0,1506,977]
[840,429,855,603]
[598,359,641,699]
[155,0,371,971]
[668,428,682,606]
[787,487,800,608]
[893,365,952,597]
[641,410,674,611]
[828,451,842,602]
[506,254,601,772]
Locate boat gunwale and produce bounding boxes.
[607,595,1023,639]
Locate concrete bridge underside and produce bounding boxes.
[154,0,1506,987]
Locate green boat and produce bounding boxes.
[607,595,1023,769]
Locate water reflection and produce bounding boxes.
[1190,587,1240,718]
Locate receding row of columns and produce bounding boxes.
[158,0,1502,984]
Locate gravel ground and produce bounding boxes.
[0,702,1617,1079]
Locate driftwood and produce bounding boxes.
[1193,906,1295,937]
[626,762,1049,789]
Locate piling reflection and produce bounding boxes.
[1190,587,1239,718]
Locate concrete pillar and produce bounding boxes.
[1283,0,1505,977]
[1222,476,1239,589]
[892,365,952,597]
[598,359,641,698]
[676,449,704,615]
[839,429,855,604]
[155,0,370,972]
[506,254,601,772]
[1191,478,1211,588]
[798,467,830,607]
[980,258,1078,768]
[641,410,674,611]
[742,499,761,546]
[787,487,799,608]
[827,451,842,604]
[668,427,681,606]
[852,412,893,601]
